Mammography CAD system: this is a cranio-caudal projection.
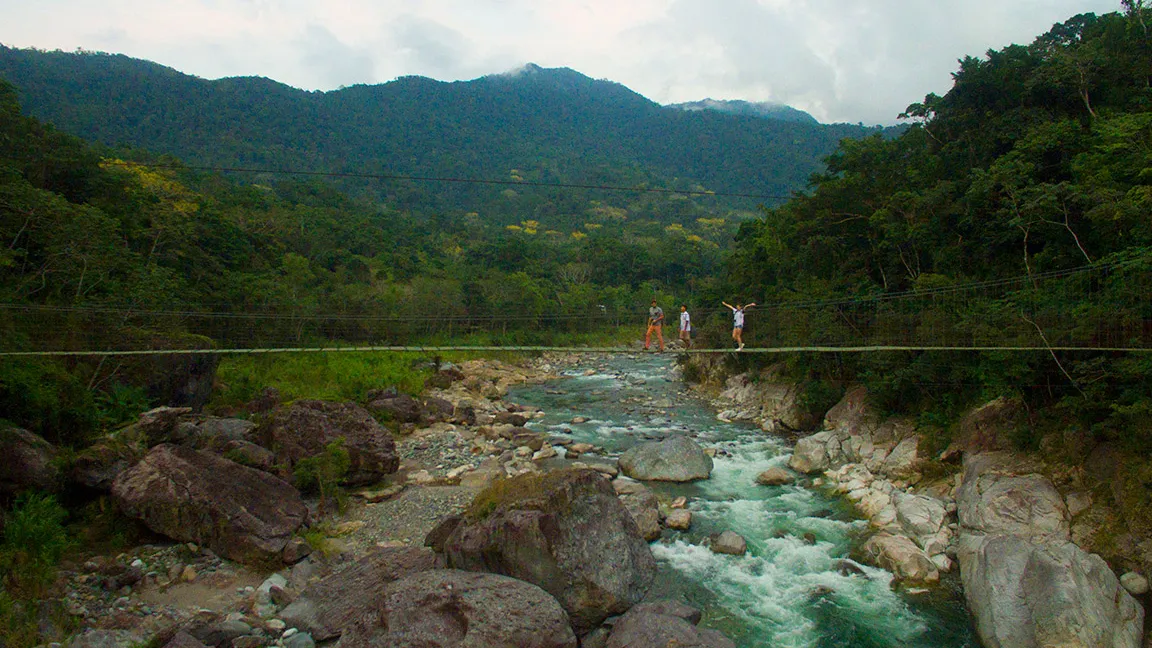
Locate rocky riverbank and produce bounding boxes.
[3,355,737,648]
[700,360,1147,647]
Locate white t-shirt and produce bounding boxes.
[733,308,745,328]
[680,311,691,331]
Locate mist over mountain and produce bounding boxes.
[665,99,820,125]
[0,46,904,210]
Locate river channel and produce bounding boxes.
[508,353,979,648]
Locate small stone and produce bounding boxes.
[1120,572,1149,596]
[571,416,590,423]
[130,559,145,569]
[335,521,365,535]
[282,628,298,639]
[569,443,594,454]
[670,496,688,509]
[665,509,692,530]
[266,620,286,633]
[283,632,315,648]
[181,565,198,582]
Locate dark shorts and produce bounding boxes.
[733,325,743,331]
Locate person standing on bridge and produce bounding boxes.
[645,299,665,352]
[679,304,692,349]
[723,301,756,350]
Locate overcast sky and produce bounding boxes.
[0,0,1122,125]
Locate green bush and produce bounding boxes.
[293,438,351,517]
[1,493,71,600]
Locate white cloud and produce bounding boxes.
[0,0,1124,124]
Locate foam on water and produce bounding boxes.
[511,355,978,648]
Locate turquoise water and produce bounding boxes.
[509,354,978,648]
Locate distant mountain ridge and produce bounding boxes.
[0,46,903,209]
[666,99,820,125]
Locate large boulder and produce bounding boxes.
[366,392,422,424]
[261,400,398,486]
[279,546,436,641]
[957,535,1142,648]
[955,457,1069,543]
[788,432,832,474]
[443,469,656,632]
[618,436,713,482]
[71,438,144,491]
[335,570,577,648]
[0,427,61,495]
[606,605,735,648]
[112,444,307,564]
[955,452,1143,648]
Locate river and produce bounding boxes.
[508,353,979,648]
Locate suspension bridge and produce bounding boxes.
[1,258,1149,357]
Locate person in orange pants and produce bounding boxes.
[644,299,665,351]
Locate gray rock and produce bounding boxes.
[71,439,142,491]
[366,393,422,423]
[1120,571,1149,596]
[335,570,577,648]
[957,535,1142,648]
[112,444,307,564]
[279,546,436,640]
[162,632,210,648]
[626,600,703,625]
[755,466,794,486]
[192,417,257,448]
[893,492,947,541]
[618,436,713,482]
[445,469,656,632]
[282,633,314,648]
[617,482,662,541]
[0,427,61,495]
[67,630,148,648]
[709,531,747,556]
[880,437,919,476]
[788,432,832,474]
[956,464,1069,543]
[861,533,938,583]
[188,620,252,647]
[606,608,735,648]
[260,400,399,486]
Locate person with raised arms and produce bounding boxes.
[722,301,756,350]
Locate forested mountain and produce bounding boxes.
[0,50,898,213]
[666,99,820,125]
[728,9,1152,457]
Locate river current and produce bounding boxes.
[509,353,979,648]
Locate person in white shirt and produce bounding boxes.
[679,304,692,348]
[722,301,756,350]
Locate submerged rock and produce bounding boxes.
[443,468,656,632]
[709,531,747,556]
[618,435,713,482]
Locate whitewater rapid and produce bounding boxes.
[510,353,977,648]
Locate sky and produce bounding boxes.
[0,0,1123,125]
